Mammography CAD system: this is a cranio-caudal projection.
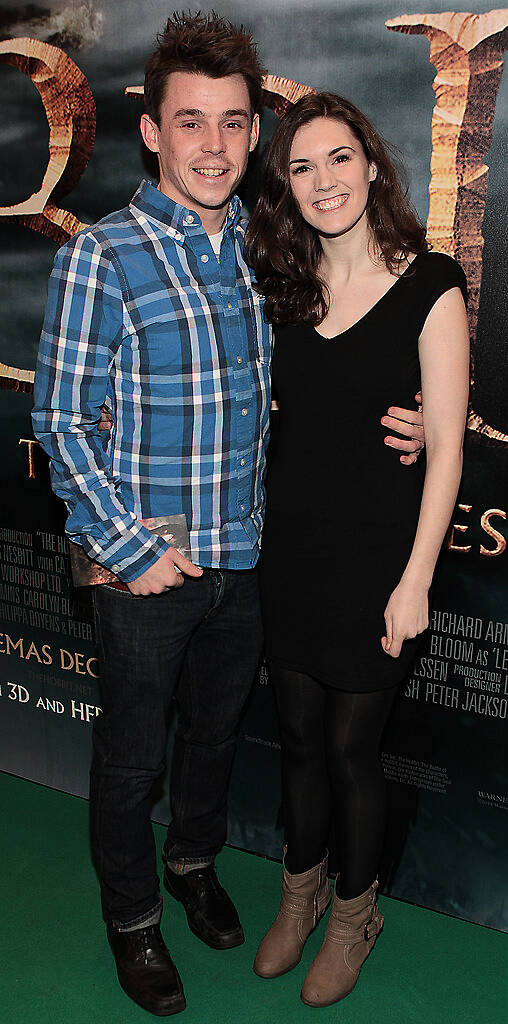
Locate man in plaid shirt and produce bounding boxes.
[33,12,424,1016]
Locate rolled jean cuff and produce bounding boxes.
[163,848,214,876]
[112,899,163,933]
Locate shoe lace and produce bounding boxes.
[194,866,221,896]
[136,925,164,964]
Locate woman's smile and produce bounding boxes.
[312,194,349,211]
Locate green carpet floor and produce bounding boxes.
[1,772,506,1024]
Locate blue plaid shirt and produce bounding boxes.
[32,180,272,581]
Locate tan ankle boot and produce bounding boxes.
[300,879,383,1006]
[253,851,331,979]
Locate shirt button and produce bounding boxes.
[237,356,242,365]
[112,564,120,572]
[240,504,245,512]
[201,254,209,263]
[240,458,245,467]
[184,214,194,224]
[241,408,248,417]
[227,303,233,310]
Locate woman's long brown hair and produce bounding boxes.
[245,93,428,325]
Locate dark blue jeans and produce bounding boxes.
[90,568,263,927]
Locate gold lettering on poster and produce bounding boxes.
[447,502,508,554]
[386,11,508,444]
[448,503,473,553]
[0,37,96,393]
[480,509,507,557]
[0,37,95,242]
[261,74,316,117]
[0,363,35,392]
[18,439,38,479]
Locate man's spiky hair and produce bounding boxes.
[144,10,265,124]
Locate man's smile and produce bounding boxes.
[193,167,229,177]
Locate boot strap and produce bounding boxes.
[327,912,383,945]
[280,895,320,921]
[280,884,330,922]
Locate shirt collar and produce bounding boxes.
[129,179,242,243]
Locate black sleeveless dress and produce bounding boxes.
[259,252,467,691]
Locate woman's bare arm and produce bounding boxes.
[382,286,469,657]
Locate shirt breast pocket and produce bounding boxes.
[122,314,191,375]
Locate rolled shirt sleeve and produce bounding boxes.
[32,230,169,582]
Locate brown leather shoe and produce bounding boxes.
[300,879,383,1007]
[107,922,186,1016]
[253,850,331,979]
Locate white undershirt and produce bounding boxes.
[208,228,224,260]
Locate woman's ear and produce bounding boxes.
[368,163,378,183]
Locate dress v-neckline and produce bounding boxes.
[313,253,421,340]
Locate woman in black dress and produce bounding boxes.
[245,94,469,1007]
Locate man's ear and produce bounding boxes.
[249,112,260,153]
[140,114,160,154]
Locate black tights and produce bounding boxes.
[271,665,398,900]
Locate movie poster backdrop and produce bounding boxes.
[0,1,507,931]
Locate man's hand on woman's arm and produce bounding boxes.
[382,392,425,465]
